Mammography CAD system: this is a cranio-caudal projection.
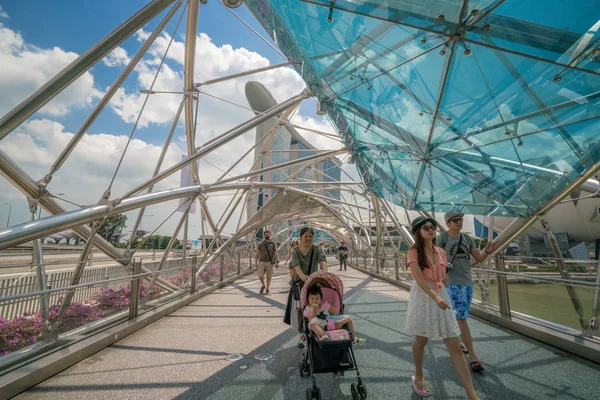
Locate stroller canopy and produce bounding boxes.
[300,272,344,309]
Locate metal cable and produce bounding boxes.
[107,3,188,192]
[218,0,288,60]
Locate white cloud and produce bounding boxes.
[0,23,101,117]
[102,46,131,67]
[0,24,349,239]
[0,6,8,19]
[109,30,306,131]
[289,113,343,151]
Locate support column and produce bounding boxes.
[495,255,511,318]
[372,195,383,274]
[190,255,197,293]
[129,259,142,320]
[29,201,49,330]
[541,218,587,331]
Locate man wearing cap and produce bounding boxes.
[438,209,495,373]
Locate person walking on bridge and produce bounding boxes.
[405,216,479,399]
[283,227,328,348]
[255,230,278,295]
[438,209,495,373]
[337,241,348,271]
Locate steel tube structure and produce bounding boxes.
[184,0,200,158]
[30,203,49,328]
[215,148,346,185]
[0,0,177,141]
[45,1,183,181]
[196,61,293,87]
[541,218,586,329]
[477,157,600,263]
[122,88,312,199]
[0,182,356,250]
[127,99,186,248]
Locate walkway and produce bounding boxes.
[14,258,600,399]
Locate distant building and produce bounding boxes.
[245,81,342,238]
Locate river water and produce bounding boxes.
[474,283,595,331]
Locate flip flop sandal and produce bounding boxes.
[461,343,469,354]
[411,376,430,397]
[470,361,485,372]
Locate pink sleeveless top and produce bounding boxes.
[407,246,448,292]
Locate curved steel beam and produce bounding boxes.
[0,0,177,141]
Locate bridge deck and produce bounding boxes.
[15,259,600,399]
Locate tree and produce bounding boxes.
[97,214,128,244]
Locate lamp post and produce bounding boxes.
[4,202,11,227]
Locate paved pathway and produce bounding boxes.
[15,259,600,399]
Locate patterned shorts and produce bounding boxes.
[446,284,473,320]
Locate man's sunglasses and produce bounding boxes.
[421,225,436,232]
[449,218,464,223]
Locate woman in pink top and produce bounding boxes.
[405,216,479,400]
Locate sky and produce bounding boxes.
[0,1,360,240]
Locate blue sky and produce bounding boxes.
[0,0,317,145]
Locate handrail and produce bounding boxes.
[470,267,600,288]
[0,254,249,303]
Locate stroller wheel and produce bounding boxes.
[298,362,304,378]
[305,388,312,400]
[358,383,367,399]
[350,383,359,400]
[313,387,322,400]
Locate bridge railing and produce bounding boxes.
[349,250,600,342]
[0,251,254,370]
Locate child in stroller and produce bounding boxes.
[298,272,367,400]
[304,286,364,345]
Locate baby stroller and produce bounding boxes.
[298,272,367,400]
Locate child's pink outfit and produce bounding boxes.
[304,301,350,330]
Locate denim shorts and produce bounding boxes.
[446,284,473,320]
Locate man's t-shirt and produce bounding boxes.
[338,246,348,258]
[258,241,276,263]
[439,232,476,286]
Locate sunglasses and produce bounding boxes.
[421,225,436,232]
[449,218,464,223]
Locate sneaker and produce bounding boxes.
[265,289,270,294]
[321,335,331,341]
[259,286,265,294]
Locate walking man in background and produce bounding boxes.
[337,241,348,271]
[438,209,495,373]
[255,230,278,294]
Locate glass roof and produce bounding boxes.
[245,0,600,217]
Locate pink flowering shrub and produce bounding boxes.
[95,281,162,309]
[1,300,103,356]
[167,268,193,286]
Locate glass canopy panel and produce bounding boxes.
[465,0,600,68]
[429,42,600,157]
[245,0,600,217]
[301,0,465,33]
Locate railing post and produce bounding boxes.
[495,255,511,318]
[237,252,241,275]
[220,254,225,283]
[395,258,400,281]
[191,255,197,293]
[129,259,142,320]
